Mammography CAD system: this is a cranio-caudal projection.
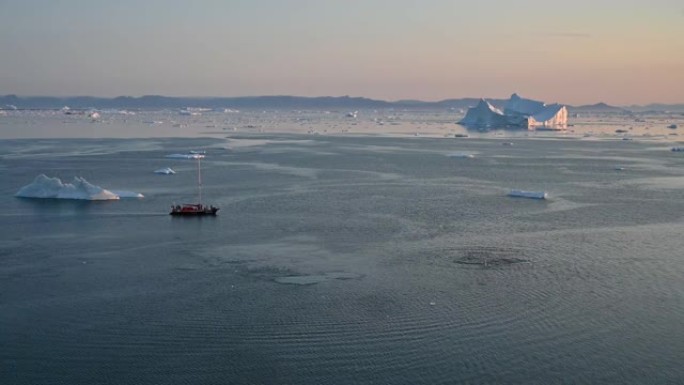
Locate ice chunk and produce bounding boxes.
[154,167,176,175]
[448,153,475,158]
[166,153,205,159]
[508,189,548,200]
[15,174,143,200]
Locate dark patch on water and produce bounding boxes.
[452,246,530,267]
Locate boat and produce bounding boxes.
[170,156,219,216]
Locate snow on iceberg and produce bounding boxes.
[460,93,567,129]
[15,174,143,200]
[154,167,176,175]
[459,99,508,128]
[508,189,548,200]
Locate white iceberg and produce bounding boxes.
[459,99,508,128]
[504,93,545,116]
[15,174,143,200]
[460,94,567,129]
[154,167,176,175]
[508,189,548,200]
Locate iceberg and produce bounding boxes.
[459,99,508,128]
[154,167,176,175]
[508,189,548,200]
[504,93,545,116]
[460,94,568,129]
[15,174,143,200]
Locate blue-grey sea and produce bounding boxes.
[1,112,684,384]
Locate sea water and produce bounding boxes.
[1,112,683,384]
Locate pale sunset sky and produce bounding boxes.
[1,0,683,105]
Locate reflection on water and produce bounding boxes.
[1,130,684,384]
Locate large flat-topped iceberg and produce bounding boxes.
[15,174,143,200]
[504,93,546,116]
[460,93,567,130]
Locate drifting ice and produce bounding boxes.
[166,153,205,159]
[508,189,548,200]
[154,167,176,175]
[15,174,143,200]
[448,153,475,158]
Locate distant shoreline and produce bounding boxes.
[2,94,683,113]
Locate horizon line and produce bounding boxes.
[2,94,683,108]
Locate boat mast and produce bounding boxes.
[197,156,202,205]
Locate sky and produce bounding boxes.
[0,0,683,105]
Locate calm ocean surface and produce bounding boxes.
[1,115,684,383]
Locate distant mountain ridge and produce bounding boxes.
[1,94,682,112]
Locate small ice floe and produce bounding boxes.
[179,109,201,116]
[154,167,176,175]
[166,153,205,159]
[448,153,475,159]
[671,147,684,152]
[508,189,548,200]
[15,174,143,200]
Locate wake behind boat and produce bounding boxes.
[170,154,219,216]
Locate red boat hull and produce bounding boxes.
[170,204,219,216]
